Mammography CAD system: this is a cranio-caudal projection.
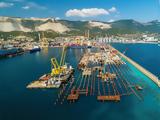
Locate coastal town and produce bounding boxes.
[1,33,160,48]
[0,28,159,61]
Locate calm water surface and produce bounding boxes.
[0,45,160,120]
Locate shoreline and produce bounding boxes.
[109,45,160,87]
[109,42,160,45]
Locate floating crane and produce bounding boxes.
[51,46,67,76]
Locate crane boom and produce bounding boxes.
[51,58,59,69]
[50,46,67,76]
[60,46,67,66]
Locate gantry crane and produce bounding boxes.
[39,32,49,48]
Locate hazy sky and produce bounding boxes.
[0,0,160,22]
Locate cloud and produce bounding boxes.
[65,8,109,17]
[0,2,14,8]
[108,7,117,13]
[66,7,118,18]
[22,2,47,10]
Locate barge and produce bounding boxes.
[27,65,74,89]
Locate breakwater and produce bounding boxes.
[110,45,160,87]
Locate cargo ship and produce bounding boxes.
[30,45,41,53]
[0,48,24,58]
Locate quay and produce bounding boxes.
[97,95,120,101]
[109,45,160,87]
[27,42,149,104]
[67,94,79,101]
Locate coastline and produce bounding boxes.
[109,41,160,44]
[109,45,160,87]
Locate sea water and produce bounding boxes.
[0,45,160,120]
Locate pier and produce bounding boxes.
[53,44,145,104]
[97,95,120,101]
[26,42,149,104]
[109,45,160,87]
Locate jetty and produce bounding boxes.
[97,95,120,101]
[109,45,160,87]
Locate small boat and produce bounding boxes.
[135,85,143,90]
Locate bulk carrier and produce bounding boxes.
[0,47,24,58]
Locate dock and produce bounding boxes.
[67,94,79,101]
[109,45,160,87]
[82,68,92,76]
[97,95,120,101]
[53,43,146,105]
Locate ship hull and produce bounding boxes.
[27,68,74,89]
[0,48,24,58]
[30,48,41,53]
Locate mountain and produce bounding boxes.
[108,19,144,34]
[0,17,31,32]
[142,20,160,33]
[0,17,70,33]
[0,17,160,35]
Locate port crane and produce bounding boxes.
[51,46,67,76]
[39,32,49,48]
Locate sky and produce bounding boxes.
[0,0,160,22]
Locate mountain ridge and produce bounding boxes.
[0,16,160,34]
